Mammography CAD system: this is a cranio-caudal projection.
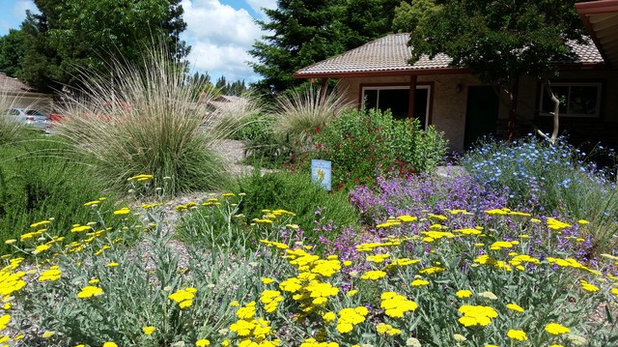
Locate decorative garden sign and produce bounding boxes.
[311,159,331,191]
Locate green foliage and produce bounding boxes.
[250,0,400,95]
[56,49,229,197]
[233,112,287,168]
[408,0,587,85]
[0,134,112,254]
[0,29,26,77]
[226,170,359,237]
[8,0,189,92]
[392,0,440,33]
[288,108,448,191]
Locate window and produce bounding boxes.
[361,86,431,129]
[540,82,602,118]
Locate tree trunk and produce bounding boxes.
[536,81,560,144]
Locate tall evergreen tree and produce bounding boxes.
[249,0,347,96]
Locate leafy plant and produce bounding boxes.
[222,170,358,240]
[287,108,448,191]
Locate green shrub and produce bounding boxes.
[287,108,448,190]
[177,170,359,245]
[56,49,229,197]
[0,135,117,254]
[234,113,289,168]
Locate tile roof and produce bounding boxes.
[295,33,605,78]
[0,72,35,93]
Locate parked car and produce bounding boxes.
[3,108,52,132]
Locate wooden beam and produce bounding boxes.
[319,78,328,104]
[408,75,417,119]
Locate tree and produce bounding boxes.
[250,0,347,96]
[11,0,189,92]
[0,29,27,77]
[340,0,400,49]
[250,0,405,96]
[407,0,587,142]
[392,0,441,33]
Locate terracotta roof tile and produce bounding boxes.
[295,33,605,77]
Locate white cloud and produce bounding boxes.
[246,0,277,15]
[181,0,265,82]
[13,0,37,18]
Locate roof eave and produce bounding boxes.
[293,67,469,79]
[575,0,618,67]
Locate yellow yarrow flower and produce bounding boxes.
[142,326,155,335]
[196,339,211,346]
[545,322,570,335]
[411,279,429,287]
[456,290,473,298]
[77,286,104,298]
[506,303,524,313]
[103,342,118,347]
[507,329,527,341]
[381,292,417,318]
[361,270,386,280]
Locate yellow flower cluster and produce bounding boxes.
[38,266,62,282]
[175,202,197,212]
[457,305,498,327]
[336,306,368,333]
[168,287,197,308]
[380,292,418,318]
[127,174,153,181]
[260,290,283,313]
[77,285,104,299]
[300,338,338,347]
[376,323,402,336]
[229,301,280,347]
[547,218,572,230]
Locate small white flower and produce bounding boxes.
[406,337,422,347]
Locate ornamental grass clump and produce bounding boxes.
[0,89,26,145]
[56,48,228,197]
[274,85,353,141]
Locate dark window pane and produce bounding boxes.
[379,89,409,119]
[568,86,598,115]
[414,88,429,130]
[542,86,568,114]
[363,89,378,110]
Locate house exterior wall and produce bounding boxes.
[336,68,618,152]
[513,69,618,148]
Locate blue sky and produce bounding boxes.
[0,0,277,82]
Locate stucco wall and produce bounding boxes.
[337,68,618,152]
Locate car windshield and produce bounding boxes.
[25,110,47,117]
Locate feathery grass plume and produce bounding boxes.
[274,85,353,141]
[55,47,229,197]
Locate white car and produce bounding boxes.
[3,108,52,132]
